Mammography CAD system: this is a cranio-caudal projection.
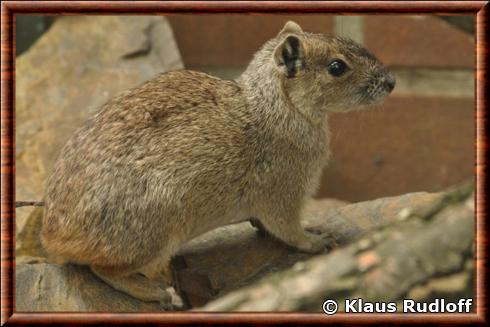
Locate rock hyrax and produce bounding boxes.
[41,21,395,305]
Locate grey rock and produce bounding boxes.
[16,263,165,312]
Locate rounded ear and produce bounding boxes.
[278,21,303,36]
[273,35,304,78]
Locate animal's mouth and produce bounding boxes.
[358,74,396,106]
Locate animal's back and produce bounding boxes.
[41,70,250,267]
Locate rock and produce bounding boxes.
[199,185,474,311]
[15,16,183,243]
[16,207,45,258]
[16,263,165,312]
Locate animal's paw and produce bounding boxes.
[159,298,173,310]
[297,232,336,254]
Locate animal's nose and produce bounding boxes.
[384,73,396,93]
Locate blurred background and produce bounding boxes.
[15,15,474,205]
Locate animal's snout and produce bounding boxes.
[383,73,396,93]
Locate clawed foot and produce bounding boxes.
[297,231,336,254]
[248,218,337,254]
[91,266,173,308]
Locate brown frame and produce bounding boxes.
[1,1,487,325]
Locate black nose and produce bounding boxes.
[384,74,396,93]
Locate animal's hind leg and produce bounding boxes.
[91,265,172,307]
[138,254,174,286]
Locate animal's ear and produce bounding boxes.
[273,35,304,78]
[278,21,303,36]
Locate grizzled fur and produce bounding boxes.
[41,21,395,305]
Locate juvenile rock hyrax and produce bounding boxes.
[41,21,395,305]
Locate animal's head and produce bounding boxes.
[245,21,395,115]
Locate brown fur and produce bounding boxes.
[41,21,395,305]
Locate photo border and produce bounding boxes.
[1,1,487,325]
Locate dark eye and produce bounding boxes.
[327,59,349,77]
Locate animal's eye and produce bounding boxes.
[327,59,349,77]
